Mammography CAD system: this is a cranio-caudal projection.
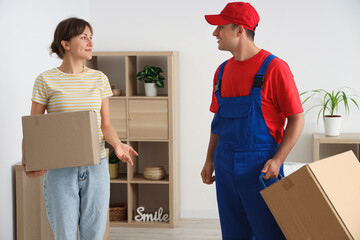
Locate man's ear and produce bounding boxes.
[236,25,245,37]
[61,40,70,51]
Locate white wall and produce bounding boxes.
[88,0,360,218]
[1,0,359,238]
[0,0,89,239]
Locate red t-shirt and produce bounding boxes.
[210,49,303,143]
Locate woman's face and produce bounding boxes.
[64,26,93,60]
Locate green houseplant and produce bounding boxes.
[300,88,359,136]
[136,66,165,96]
[109,150,120,179]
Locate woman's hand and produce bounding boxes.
[22,162,48,178]
[114,143,138,165]
[22,101,48,178]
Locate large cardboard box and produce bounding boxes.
[22,111,100,171]
[15,164,109,240]
[261,151,360,240]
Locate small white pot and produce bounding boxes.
[144,83,157,97]
[324,115,342,136]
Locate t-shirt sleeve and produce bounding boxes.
[209,67,220,113]
[31,74,48,105]
[101,73,113,99]
[268,59,303,117]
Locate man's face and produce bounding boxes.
[212,24,238,51]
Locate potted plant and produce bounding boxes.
[300,88,359,136]
[136,66,165,96]
[108,150,120,179]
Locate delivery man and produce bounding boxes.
[201,2,304,239]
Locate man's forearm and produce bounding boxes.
[206,132,219,162]
[273,112,304,163]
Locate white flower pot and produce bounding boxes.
[324,115,342,136]
[144,83,157,97]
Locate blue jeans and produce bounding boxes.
[43,157,110,240]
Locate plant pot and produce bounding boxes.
[144,83,157,97]
[324,115,342,136]
[109,163,119,179]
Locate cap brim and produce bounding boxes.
[205,14,233,25]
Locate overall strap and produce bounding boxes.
[253,54,277,88]
[215,60,228,93]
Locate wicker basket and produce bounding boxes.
[109,203,127,221]
[112,89,122,96]
[143,166,166,180]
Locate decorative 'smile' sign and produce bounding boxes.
[134,206,169,222]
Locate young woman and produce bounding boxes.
[22,17,137,240]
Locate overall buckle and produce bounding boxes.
[253,75,264,88]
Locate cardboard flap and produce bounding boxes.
[309,151,360,239]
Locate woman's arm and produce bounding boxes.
[22,101,48,178]
[100,97,138,165]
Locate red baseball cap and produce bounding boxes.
[205,2,260,31]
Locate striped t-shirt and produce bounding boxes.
[31,66,113,159]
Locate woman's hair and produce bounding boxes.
[50,17,93,59]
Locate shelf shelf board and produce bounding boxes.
[110,173,127,183]
[313,132,360,144]
[110,96,126,99]
[128,96,168,100]
[110,220,173,228]
[92,51,178,57]
[129,220,172,228]
[130,174,169,184]
[128,138,169,142]
[109,220,129,228]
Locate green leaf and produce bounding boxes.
[136,65,165,87]
[300,87,360,124]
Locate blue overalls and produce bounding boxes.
[211,54,286,240]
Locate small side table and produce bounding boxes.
[312,133,360,162]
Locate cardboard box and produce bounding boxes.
[261,151,360,240]
[22,111,100,171]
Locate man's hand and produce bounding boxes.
[201,160,216,184]
[115,143,138,165]
[261,158,282,180]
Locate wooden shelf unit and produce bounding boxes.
[86,51,179,228]
[312,133,360,162]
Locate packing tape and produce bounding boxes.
[281,178,294,191]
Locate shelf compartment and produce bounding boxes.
[109,183,128,222]
[125,55,169,97]
[128,141,169,181]
[100,56,126,94]
[106,144,128,180]
[85,55,126,95]
[129,184,170,224]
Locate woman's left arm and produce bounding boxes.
[100,97,138,165]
